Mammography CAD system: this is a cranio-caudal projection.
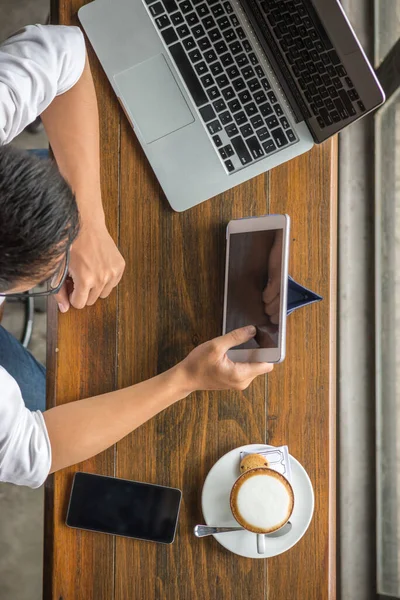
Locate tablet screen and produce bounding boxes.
[225,229,283,349]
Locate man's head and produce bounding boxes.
[0,145,79,293]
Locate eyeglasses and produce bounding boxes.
[0,247,71,299]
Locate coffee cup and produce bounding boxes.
[230,467,294,554]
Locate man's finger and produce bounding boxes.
[99,270,123,299]
[270,312,279,325]
[217,326,257,353]
[69,279,92,309]
[54,282,70,313]
[262,278,280,305]
[86,286,102,306]
[264,295,280,318]
[99,279,117,300]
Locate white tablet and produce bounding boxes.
[222,214,290,363]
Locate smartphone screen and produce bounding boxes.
[66,472,182,544]
[225,229,283,349]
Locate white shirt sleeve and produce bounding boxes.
[0,366,51,488]
[0,24,86,145]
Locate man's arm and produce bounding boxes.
[43,327,273,473]
[41,57,125,312]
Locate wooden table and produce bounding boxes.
[44,2,337,598]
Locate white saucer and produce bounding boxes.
[201,444,314,559]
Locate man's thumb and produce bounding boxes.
[218,326,256,352]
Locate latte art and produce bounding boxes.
[230,468,294,534]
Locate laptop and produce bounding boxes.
[79,0,384,212]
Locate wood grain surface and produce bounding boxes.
[45,2,337,599]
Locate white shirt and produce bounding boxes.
[0,24,86,487]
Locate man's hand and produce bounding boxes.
[41,57,125,313]
[44,325,273,474]
[56,221,125,312]
[178,326,273,394]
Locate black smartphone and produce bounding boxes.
[66,472,182,544]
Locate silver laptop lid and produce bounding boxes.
[240,0,385,142]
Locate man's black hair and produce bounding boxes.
[0,145,79,292]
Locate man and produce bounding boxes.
[0,24,273,488]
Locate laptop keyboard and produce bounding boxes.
[145,0,298,173]
[248,0,365,128]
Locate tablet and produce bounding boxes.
[222,214,290,363]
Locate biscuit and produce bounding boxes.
[240,453,269,473]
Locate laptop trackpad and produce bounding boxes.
[114,54,194,144]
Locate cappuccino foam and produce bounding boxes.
[231,469,293,533]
